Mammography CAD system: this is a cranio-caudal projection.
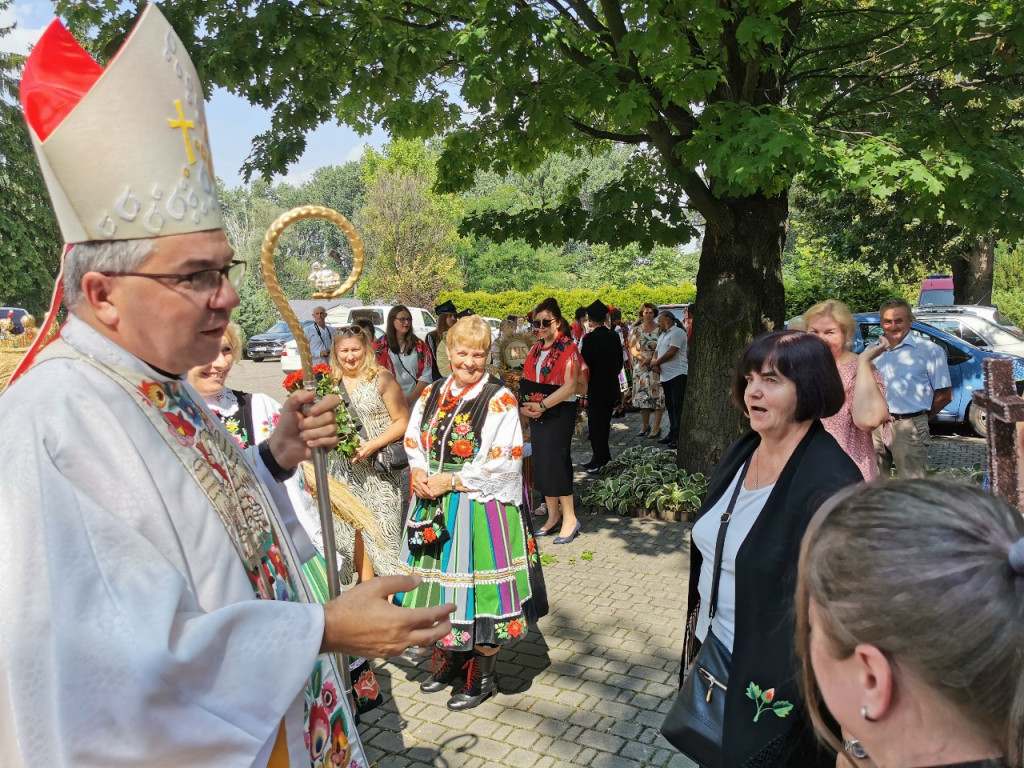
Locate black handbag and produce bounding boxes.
[336,379,409,475]
[661,457,751,768]
[372,439,408,473]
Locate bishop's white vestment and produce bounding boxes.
[0,318,367,767]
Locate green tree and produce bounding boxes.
[355,141,465,305]
[65,0,1024,473]
[0,5,62,317]
[993,241,1024,328]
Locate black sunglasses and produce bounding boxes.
[531,318,556,329]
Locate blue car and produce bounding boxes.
[852,313,1024,437]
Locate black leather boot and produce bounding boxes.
[420,646,464,694]
[446,650,498,710]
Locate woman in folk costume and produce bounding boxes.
[374,304,434,408]
[1,7,452,765]
[519,297,584,542]
[399,315,548,710]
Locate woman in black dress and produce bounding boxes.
[518,297,583,544]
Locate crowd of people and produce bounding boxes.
[2,8,1021,768]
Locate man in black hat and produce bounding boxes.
[578,299,623,473]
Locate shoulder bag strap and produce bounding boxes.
[335,378,369,442]
[707,455,753,622]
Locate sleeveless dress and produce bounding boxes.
[821,357,886,481]
[328,377,404,586]
[399,375,548,648]
[632,325,664,409]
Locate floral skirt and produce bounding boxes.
[398,489,548,648]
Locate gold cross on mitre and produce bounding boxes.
[167,99,196,165]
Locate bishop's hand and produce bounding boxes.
[321,575,455,657]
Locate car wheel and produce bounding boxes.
[967,403,987,438]
[251,356,265,363]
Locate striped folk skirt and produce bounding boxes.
[398,489,548,649]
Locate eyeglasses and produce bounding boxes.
[531,318,556,329]
[395,317,412,323]
[100,260,247,294]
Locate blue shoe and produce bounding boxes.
[536,518,561,536]
[553,521,582,545]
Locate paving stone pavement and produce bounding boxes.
[356,409,985,767]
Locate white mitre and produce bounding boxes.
[21,4,222,243]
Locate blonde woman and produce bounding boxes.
[803,300,889,480]
[330,325,410,585]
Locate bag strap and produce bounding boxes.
[335,378,369,442]
[707,455,753,622]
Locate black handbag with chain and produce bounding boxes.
[661,457,751,768]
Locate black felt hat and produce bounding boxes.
[435,299,457,315]
[586,299,609,321]
[456,308,476,319]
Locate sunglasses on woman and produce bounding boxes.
[531,318,556,329]
[339,325,365,336]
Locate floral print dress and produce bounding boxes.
[631,325,664,409]
[398,374,548,648]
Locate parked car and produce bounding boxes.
[280,324,385,373]
[0,307,29,335]
[325,305,436,337]
[657,303,691,326]
[852,313,1024,437]
[913,304,1022,335]
[917,274,954,307]
[917,312,1024,358]
[246,319,316,361]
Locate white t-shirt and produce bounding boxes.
[691,467,773,652]
[656,325,688,381]
[390,349,432,395]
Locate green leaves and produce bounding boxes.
[579,446,708,519]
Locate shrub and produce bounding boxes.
[579,446,707,521]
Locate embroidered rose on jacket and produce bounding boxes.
[499,392,517,409]
[488,446,503,460]
[454,422,471,436]
[451,439,474,458]
[308,705,330,760]
[405,436,418,450]
[511,446,523,459]
[746,682,793,722]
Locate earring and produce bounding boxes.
[861,706,877,723]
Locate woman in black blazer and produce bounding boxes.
[678,330,862,767]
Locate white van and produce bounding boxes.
[325,305,436,337]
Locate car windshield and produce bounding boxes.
[919,289,954,306]
[265,321,289,334]
[961,316,1024,346]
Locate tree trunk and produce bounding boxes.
[951,232,995,305]
[676,192,789,477]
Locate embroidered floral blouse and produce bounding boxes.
[404,375,524,505]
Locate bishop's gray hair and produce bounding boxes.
[796,479,1024,767]
[63,238,155,309]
